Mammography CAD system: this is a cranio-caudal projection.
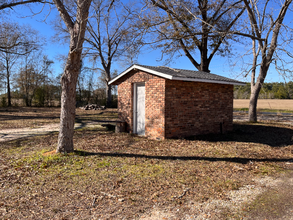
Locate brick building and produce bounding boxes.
[109,64,245,140]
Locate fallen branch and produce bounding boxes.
[92,197,97,207]
[172,188,190,200]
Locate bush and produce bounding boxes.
[1,97,7,107]
[34,87,46,107]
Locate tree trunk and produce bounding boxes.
[248,80,263,122]
[200,3,209,73]
[25,96,29,107]
[106,83,112,108]
[200,26,209,72]
[248,89,258,122]
[200,46,210,72]
[54,0,92,153]
[5,59,11,107]
[57,60,79,153]
[6,73,11,107]
[245,0,292,123]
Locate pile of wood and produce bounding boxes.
[79,104,106,110]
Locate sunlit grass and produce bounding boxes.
[0,107,118,129]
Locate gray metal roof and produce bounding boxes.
[109,64,246,86]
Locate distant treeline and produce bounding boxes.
[0,87,117,108]
[234,82,293,99]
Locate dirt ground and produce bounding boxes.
[1,110,292,142]
[1,108,293,219]
[0,122,101,142]
[233,111,293,125]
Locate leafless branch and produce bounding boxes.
[0,0,52,10]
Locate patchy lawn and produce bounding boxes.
[1,108,293,219]
[0,107,118,130]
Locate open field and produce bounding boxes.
[1,107,293,219]
[234,99,293,111]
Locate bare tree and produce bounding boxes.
[0,62,5,96]
[0,0,49,10]
[14,53,53,106]
[0,22,39,106]
[53,0,92,153]
[240,0,293,122]
[16,66,43,106]
[85,0,140,107]
[140,0,245,72]
[0,0,52,38]
[76,60,98,106]
[0,23,20,106]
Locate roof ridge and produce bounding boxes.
[157,66,180,73]
[109,64,246,86]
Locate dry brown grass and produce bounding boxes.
[0,107,118,130]
[1,107,293,219]
[234,99,293,111]
[1,116,293,218]
[0,107,60,129]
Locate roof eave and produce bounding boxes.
[108,64,172,85]
[171,77,246,86]
[109,64,246,86]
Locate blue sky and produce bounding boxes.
[3,3,291,84]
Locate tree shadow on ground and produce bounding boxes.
[73,122,293,164]
[191,123,293,147]
[74,150,293,165]
[0,115,59,121]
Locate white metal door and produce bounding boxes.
[134,83,145,135]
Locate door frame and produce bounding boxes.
[133,82,145,135]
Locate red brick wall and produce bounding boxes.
[117,70,233,139]
[165,80,233,138]
[117,70,165,139]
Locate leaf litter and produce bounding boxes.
[0,109,293,219]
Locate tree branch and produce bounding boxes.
[52,0,74,31]
[0,0,51,10]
